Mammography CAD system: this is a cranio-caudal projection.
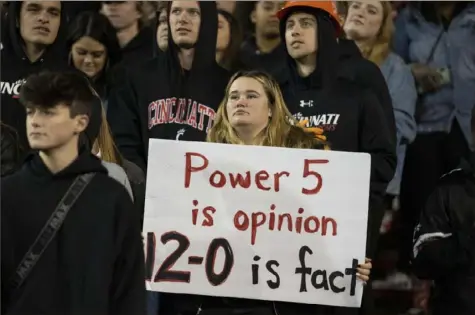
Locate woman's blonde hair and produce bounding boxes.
[346,1,394,66]
[207,70,327,150]
[92,106,124,165]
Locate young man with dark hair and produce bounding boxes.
[1,71,146,315]
[107,1,230,171]
[412,106,475,315]
[276,1,396,260]
[1,1,70,150]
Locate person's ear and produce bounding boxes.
[268,108,272,118]
[74,115,89,134]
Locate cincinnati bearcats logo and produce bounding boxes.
[176,128,186,140]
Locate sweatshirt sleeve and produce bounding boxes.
[387,58,417,144]
[412,180,475,280]
[107,73,147,172]
[360,89,397,197]
[110,189,146,315]
[359,90,397,257]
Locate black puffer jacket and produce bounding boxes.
[412,152,475,315]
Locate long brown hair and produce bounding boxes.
[345,1,394,66]
[207,70,328,149]
[217,9,243,71]
[92,106,124,165]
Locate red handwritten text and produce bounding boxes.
[184,152,290,191]
[233,204,337,245]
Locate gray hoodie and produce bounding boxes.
[101,161,134,201]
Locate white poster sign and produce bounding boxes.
[143,139,371,308]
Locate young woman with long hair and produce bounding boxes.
[208,70,327,149]
[342,0,419,291]
[159,70,371,315]
[216,9,244,72]
[91,105,146,220]
[67,11,122,103]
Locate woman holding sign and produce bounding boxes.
[169,70,370,315]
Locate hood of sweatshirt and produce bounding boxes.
[25,151,107,181]
[1,2,71,149]
[166,1,218,71]
[107,1,231,170]
[278,5,339,90]
[3,1,69,74]
[120,25,155,68]
[163,1,227,96]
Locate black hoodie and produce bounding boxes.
[120,26,156,69]
[275,10,396,315]
[412,152,475,315]
[239,36,287,77]
[1,2,70,150]
[1,152,146,315]
[107,1,231,171]
[277,8,396,261]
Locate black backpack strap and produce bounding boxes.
[6,173,96,300]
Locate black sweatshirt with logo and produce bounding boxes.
[1,2,70,149]
[1,152,145,315]
[275,11,396,315]
[277,11,396,262]
[107,2,231,172]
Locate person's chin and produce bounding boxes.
[264,29,280,39]
[175,40,195,50]
[81,70,97,79]
[289,50,308,60]
[231,117,251,127]
[344,28,363,40]
[28,142,49,151]
[29,37,54,46]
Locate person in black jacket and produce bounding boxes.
[1,1,70,151]
[412,107,475,315]
[101,1,155,69]
[0,71,146,315]
[276,1,396,262]
[239,1,287,77]
[107,1,231,172]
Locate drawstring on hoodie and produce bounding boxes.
[195,304,202,315]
